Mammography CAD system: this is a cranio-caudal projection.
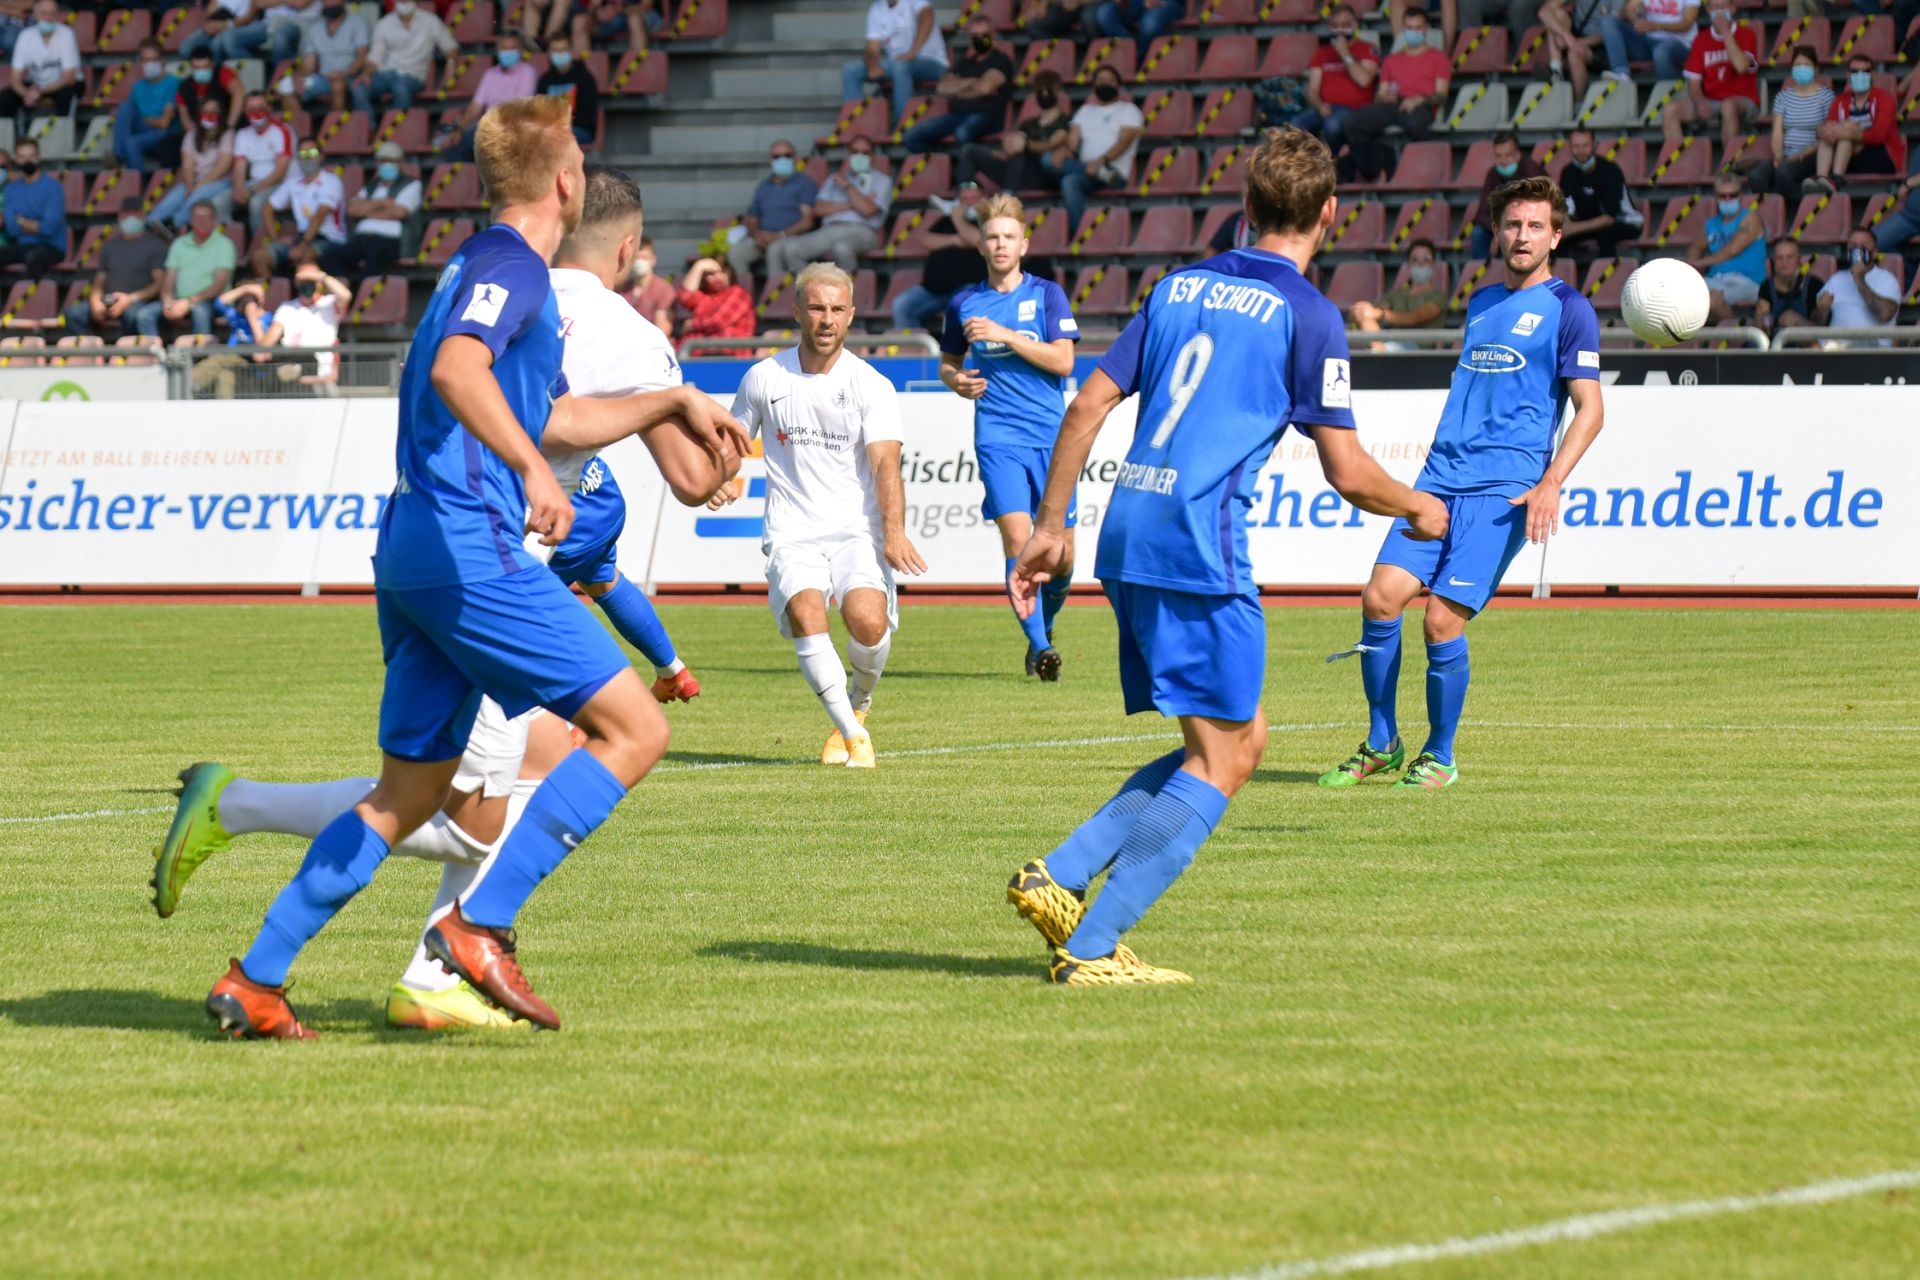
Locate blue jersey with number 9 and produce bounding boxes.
[1093,249,1356,596]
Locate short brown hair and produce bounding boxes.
[978,192,1025,227]
[1489,175,1567,232]
[1244,127,1335,237]
[475,95,575,207]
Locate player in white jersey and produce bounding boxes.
[710,262,926,767]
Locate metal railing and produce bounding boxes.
[162,342,411,399]
[1345,326,1772,350]
[679,332,940,359]
[1768,327,1920,349]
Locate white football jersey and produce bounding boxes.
[547,266,682,490]
[731,346,902,551]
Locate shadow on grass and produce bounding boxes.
[1252,769,1324,785]
[661,749,798,767]
[699,941,1035,979]
[0,988,380,1037]
[691,664,1017,681]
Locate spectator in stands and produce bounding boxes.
[261,260,351,385]
[443,32,538,161]
[903,16,1010,155]
[891,179,984,332]
[148,104,233,229]
[161,200,237,335]
[1343,8,1449,183]
[1600,0,1693,85]
[286,0,371,114]
[1873,153,1920,259]
[1807,56,1905,195]
[573,0,664,54]
[1744,46,1831,199]
[211,0,310,66]
[211,237,276,349]
[1460,0,1544,38]
[1661,1,1757,162]
[677,256,755,355]
[1813,227,1901,346]
[113,42,182,173]
[63,198,166,341]
[1751,237,1823,337]
[1348,237,1446,350]
[1557,125,1640,259]
[1290,6,1378,159]
[184,0,250,60]
[0,138,61,275]
[625,236,677,332]
[841,0,948,131]
[1386,0,1457,55]
[1205,208,1251,254]
[728,139,818,287]
[0,0,79,123]
[353,0,458,114]
[1045,64,1143,237]
[953,71,1069,191]
[0,1,27,62]
[1468,131,1545,258]
[321,140,418,283]
[1090,0,1182,61]
[1686,169,1764,321]
[769,135,891,276]
[177,48,243,131]
[536,32,602,149]
[1024,0,1091,40]
[266,137,348,267]
[231,92,294,232]
[1536,0,1608,105]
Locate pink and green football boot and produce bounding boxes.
[1392,752,1460,790]
[1316,739,1405,788]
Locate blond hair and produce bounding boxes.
[475,96,575,207]
[978,193,1025,229]
[793,261,854,304]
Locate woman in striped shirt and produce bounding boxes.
[1746,45,1833,197]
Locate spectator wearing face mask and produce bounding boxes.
[1090,0,1183,61]
[352,0,458,114]
[0,139,62,275]
[1813,229,1901,347]
[1468,131,1546,259]
[149,105,234,229]
[1686,170,1765,321]
[1044,66,1143,236]
[1289,6,1379,157]
[443,33,538,161]
[176,49,244,131]
[263,261,352,384]
[266,137,348,267]
[286,0,370,114]
[1342,10,1449,183]
[1661,1,1758,162]
[1751,237,1823,337]
[892,181,987,332]
[728,140,818,287]
[1806,56,1905,195]
[320,140,419,284]
[64,198,166,340]
[904,17,1012,155]
[231,92,294,232]
[1557,126,1640,260]
[216,0,312,66]
[1745,46,1832,199]
[954,73,1070,192]
[625,236,677,333]
[769,136,891,276]
[677,257,755,356]
[535,33,601,149]
[1347,238,1446,350]
[113,41,182,173]
[0,0,79,122]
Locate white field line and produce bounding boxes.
[1179,1169,1920,1280]
[5,717,1917,826]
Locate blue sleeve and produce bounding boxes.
[745,181,766,221]
[937,293,968,357]
[41,184,66,245]
[795,176,820,204]
[439,247,551,361]
[1095,308,1148,397]
[1285,298,1357,431]
[1557,294,1601,381]
[1042,280,1079,343]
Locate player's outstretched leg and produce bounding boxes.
[151,762,238,918]
[840,587,892,769]
[582,572,701,704]
[1321,566,1424,787]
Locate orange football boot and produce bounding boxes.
[423,911,559,1030]
[205,958,317,1040]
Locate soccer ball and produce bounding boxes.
[1620,258,1711,347]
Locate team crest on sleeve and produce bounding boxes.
[1511,312,1543,336]
[1322,358,1352,408]
[462,283,510,327]
[1059,317,1079,332]
[1018,299,1037,321]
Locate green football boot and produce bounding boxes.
[1316,739,1405,788]
[1392,753,1460,790]
[151,762,236,918]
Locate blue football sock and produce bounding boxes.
[1007,556,1051,654]
[241,810,390,987]
[460,749,628,928]
[1422,635,1470,767]
[1043,748,1186,892]
[593,577,677,672]
[1359,616,1403,751]
[1040,568,1073,638]
[1065,770,1229,959]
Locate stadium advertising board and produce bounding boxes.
[0,388,1914,590]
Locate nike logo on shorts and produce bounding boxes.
[1447,577,1475,587]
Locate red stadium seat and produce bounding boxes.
[818,97,890,147]
[1015,38,1076,86]
[1652,136,1715,186]
[56,170,86,213]
[1788,192,1853,244]
[1769,15,1829,64]
[1069,265,1130,316]
[1832,14,1893,62]
[1077,38,1137,83]
[333,162,366,200]
[97,9,153,53]
[80,169,141,218]
[1,280,58,327]
[1757,193,1786,240]
[1550,258,1578,288]
[1635,197,1707,248]
[611,49,669,95]
[1387,139,1453,189]
[1256,0,1320,18]
[952,0,1014,29]
[1182,0,1255,25]
[1582,256,1638,310]
[1197,34,1259,79]
[1138,35,1198,83]
[1258,33,1318,77]
[415,217,474,266]
[1509,25,1550,73]
[669,0,728,41]
[878,268,923,314]
[1861,192,1903,235]
[65,11,96,51]
[423,163,482,210]
[1723,132,1768,170]
[85,61,133,111]
[1024,206,1071,256]
[1323,262,1383,311]
[851,268,878,315]
[317,111,371,156]
[1193,86,1252,137]
[881,209,935,258]
[447,0,495,42]
[1139,88,1195,138]
[890,95,949,144]
[431,54,486,101]
[348,276,408,327]
[141,169,176,214]
[1136,145,1200,195]
[1195,142,1245,195]
[1130,263,1170,309]
[153,6,202,52]
[1606,136,1649,184]
[1450,140,1497,191]
[1450,26,1510,76]
[891,152,951,202]
[374,110,431,155]
[1133,205,1195,254]
[70,225,109,273]
[1447,258,1493,310]
[54,334,107,366]
[1324,201,1387,252]
[1387,198,1449,251]
[1068,205,1130,255]
[1194,203,1240,252]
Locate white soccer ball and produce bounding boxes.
[1620,258,1711,347]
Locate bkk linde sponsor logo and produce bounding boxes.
[1461,344,1527,374]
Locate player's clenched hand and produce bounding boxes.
[1403,492,1449,542]
[677,390,755,466]
[962,316,1014,346]
[1009,527,1068,619]
[522,459,574,546]
[706,475,747,510]
[1509,478,1561,543]
[884,531,928,576]
[950,367,989,400]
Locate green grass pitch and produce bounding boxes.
[1,600,1916,1279]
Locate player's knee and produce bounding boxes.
[848,614,888,647]
[590,703,670,785]
[1423,609,1467,644]
[1360,583,1402,621]
[579,578,616,598]
[359,784,446,843]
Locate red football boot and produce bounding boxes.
[205,959,317,1040]
[423,911,560,1030]
[650,668,702,703]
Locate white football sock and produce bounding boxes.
[217,777,373,838]
[393,812,489,865]
[655,657,686,680]
[847,633,891,713]
[794,632,865,739]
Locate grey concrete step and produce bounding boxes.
[647,118,839,153]
[770,4,871,42]
[708,65,843,98]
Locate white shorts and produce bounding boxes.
[1709,272,1760,306]
[451,697,536,798]
[765,534,897,640]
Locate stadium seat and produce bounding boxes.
[1181,0,1255,25]
[0,336,48,364]
[1508,25,1550,73]
[316,111,371,156]
[85,62,133,112]
[1140,89,1195,138]
[1077,39,1136,83]
[755,271,793,318]
[1138,34,1199,83]
[374,110,430,155]
[669,0,728,41]
[29,116,74,161]
[332,163,365,200]
[1387,199,1449,251]
[881,209,934,258]
[1024,206,1070,255]
[1194,203,1240,252]
[891,152,951,202]
[54,334,106,366]
[878,268,923,315]
[111,333,158,364]
[70,225,109,273]
[891,96,949,145]
[98,9,153,52]
[1443,81,1509,131]
[348,276,408,327]
[1323,201,1387,252]
[1069,265,1130,316]
[1638,79,1686,126]
[1769,15,1829,64]
[1573,76,1637,129]
[1861,192,1903,234]
[1636,196,1708,248]
[1136,145,1199,195]
[1652,137,1715,186]
[850,269,878,315]
[1382,139,1452,191]
[423,163,482,210]
[1450,26,1510,76]
[64,11,96,50]
[1258,33,1318,78]
[1132,204,1195,255]
[154,6,202,51]
[415,217,474,267]
[1832,14,1893,62]
[1447,258,1493,310]
[818,97,889,147]
[611,49,669,96]
[1722,131,1769,171]
[1255,0,1321,20]
[1510,81,1574,131]
[80,169,141,218]
[1193,87,1252,137]
[446,0,494,42]
[1323,262,1383,311]
[1,280,57,328]
[1195,143,1245,195]
[1582,256,1638,310]
[1130,263,1170,309]
[1551,258,1578,288]
[1015,39,1076,86]
[1608,136,1649,184]
[952,0,1013,28]
[1789,192,1853,243]
[1068,205,1130,256]
[1448,139,1495,190]
[1196,34,1259,80]
[431,54,487,102]
[56,170,86,213]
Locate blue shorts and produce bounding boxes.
[376,565,628,763]
[1374,492,1529,615]
[546,480,627,587]
[977,443,1076,528]
[1106,580,1265,722]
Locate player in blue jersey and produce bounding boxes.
[1318,175,1605,792]
[200,96,748,1038]
[1006,128,1448,985]
[937,193,1080,680]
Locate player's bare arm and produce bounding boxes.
[638,411,743,505]
[1011,367,1123,615]
[938,352,988,400]
[868,439,927,576]
[431,333,573,546]
[1509,377,1604,543]
[544,384,751,462]
[1309,426,1449,541]
[959,318,1076,377]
